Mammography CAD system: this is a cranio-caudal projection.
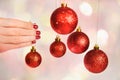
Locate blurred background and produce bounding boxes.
[0,0,120,80]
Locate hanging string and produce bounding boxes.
[96,0,100,44]
[56,0,58,8]
[60,0,71,6]
[63,0,65,3]
[56,0,65,8]
[60,0,66,4]
[78,0,83,28]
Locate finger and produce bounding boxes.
[0,27,36,36]
[0,42,33,53]
[0,17,34,29]
[0,35,36,44]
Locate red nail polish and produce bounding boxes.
[36,36,41,39]
[32,40,36,44]
[33,24,38,29]
[36,31,41,35]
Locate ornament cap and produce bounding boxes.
[31,46,36,52]
[61,3,67,7]
[76,27,81,32]
[55,35,61,42]
[94,44,99,50]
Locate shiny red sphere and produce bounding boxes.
[50,40,66,58]
[67,31,89,54]
[84,49,108,73]
[50,5,78,34]
[25,51,42,68]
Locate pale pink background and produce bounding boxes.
[0,0,120,80]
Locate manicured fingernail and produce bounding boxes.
[36,31,41,35]
[36,36,41,39]
[33,23,38,29]
[32,40,36,44]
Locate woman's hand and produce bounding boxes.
[0,17,41,53]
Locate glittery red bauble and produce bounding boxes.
[50,3,78,34]
[25,46,42,68]
[50,36,66,58]
[67,28,89,54]
[84,45,108,73]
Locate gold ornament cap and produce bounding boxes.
[61,3,67,7]
[94,44,99,50]
[76,26,81,32]
[31,46,36,52]
[55,35,61,42]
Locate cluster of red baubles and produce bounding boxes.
[50,3,108,73]
[25,3,108,73]
[50,3,89,55]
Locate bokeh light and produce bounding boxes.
[79,2,93,16]
[97,29,109,46]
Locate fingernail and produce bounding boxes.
[36,36,41,39]
[33,23,38,29]
[36,31,41,35]
[32,40,36,44]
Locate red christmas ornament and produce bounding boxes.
[50,36,66,58]
[50,3,78,34]
[84,45,108,73]
[25,46,42,68]
[67,27,89,54]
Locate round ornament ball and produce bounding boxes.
[50,3,78,34]
[84,45,108,73]
[25,46,42,68]
[50,36,66,58]
[67,28,89,54]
